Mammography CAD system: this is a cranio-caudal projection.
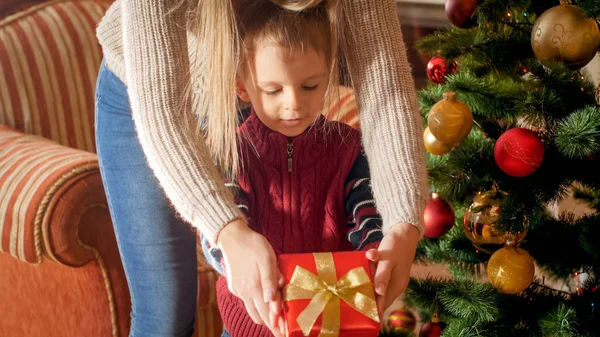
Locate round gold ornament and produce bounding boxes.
[487,245,535,294]
[463,185,528,251]
[531,2,600,70]
[427,92,474,145]
[424,127,454,155]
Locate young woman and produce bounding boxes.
[95,1,428,336]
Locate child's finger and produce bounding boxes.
[270,300,281,315]
[270,310,278,329]
[365,248,380,262]
[278,271,286,288]
[279,315,286,336]
[269,288,282,319]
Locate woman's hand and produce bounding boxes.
[366,222,420,319]
[217,219,284,337]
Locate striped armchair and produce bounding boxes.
[0,1,361,337]
[0,1,221,336]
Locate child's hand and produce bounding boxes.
[365,222,420,320]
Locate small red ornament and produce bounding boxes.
[494,128,544,177]
[445,0,479,28]
[386,308,417,333]
[427,56,459,84]
[424,193,455,238]
[419,313,444,337]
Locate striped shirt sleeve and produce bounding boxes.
[200,175,250,276]
[345,150,384,251]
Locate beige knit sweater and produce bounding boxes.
[96,0,429,245]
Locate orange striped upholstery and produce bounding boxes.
[0,125,98,263]
[322,86,361,130]
[0,0,110,153]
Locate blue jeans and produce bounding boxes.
[221,331,231,337]
[95,60,197,337]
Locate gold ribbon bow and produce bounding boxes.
[283,253,380,337]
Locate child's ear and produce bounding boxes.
[236,77,251,103]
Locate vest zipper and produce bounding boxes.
[287,140,294,172]
[285,139,294,251]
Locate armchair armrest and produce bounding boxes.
[0,126,108,266]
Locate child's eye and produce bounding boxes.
[265,89,281,95]
[303,85,319,91]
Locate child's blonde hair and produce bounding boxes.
[191,0,349,175]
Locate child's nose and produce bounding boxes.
[284,90,302,111]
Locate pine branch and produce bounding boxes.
[527,61,596,118]
[577,0,600,18]
[539,303,580,337]
[416,29,479,59]
[475,0,531,25]
[444,73,524,120]
[440,319,497,337]
[417,226,489,274]
[555,106,600,158]
[426,132,497,207]
[524,213,599,279]
[571,185,600,210]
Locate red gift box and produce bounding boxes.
[279,251,380,337]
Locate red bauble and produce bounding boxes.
[494,128,545,177]
[445,0,479,28]
[419,321,444,337]
[427,57,459,84]
[386,308,417,333]
[419,313,445,337]
[424,193,455,238]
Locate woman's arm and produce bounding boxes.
[344,0,429,236]
[120,0,241,244]
[344,0,429,315]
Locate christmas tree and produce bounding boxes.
[383,1,600,336]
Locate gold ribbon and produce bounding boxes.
[283,253,380,337]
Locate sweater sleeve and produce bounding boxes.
[344,0,429,236]
[120,0,243,244]
[345,150,383,251]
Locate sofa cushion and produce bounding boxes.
[0,0,110,152]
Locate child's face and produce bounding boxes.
[237,44,329,137]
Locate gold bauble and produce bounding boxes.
[424,127,454,155]
[487,245,535,294]
[531,3,600,70]
[427,92,474,145]
[463,186,528,250]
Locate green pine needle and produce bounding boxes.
[577,0,600,18]
[555,106,600,158]
[539,303,579,337]
[439,280,500,323]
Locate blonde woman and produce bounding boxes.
[94,0,428,336]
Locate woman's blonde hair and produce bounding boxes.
[190,0,349,175]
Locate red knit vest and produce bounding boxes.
[217,111,362,337]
